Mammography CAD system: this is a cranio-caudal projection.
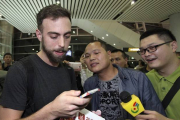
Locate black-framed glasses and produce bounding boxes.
[137,41,172,55]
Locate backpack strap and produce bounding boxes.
[20,57,35,116]
[67,67,74,83]
[162,76,180,109]
[61,63,78,90]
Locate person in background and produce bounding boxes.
[136,28,179,120]
[134,59,145,70]
[65,50,93,89]
[138,64,152,73]
[0,4,90,120]
[73,50,84,94]
[63,51,87,93]
[63,55,75,68]
[65,55,75,62]
[111,49,128,68]
[0,53,11,92]
[0,60,7,95]
[80,54,93,87]
[0,62,7,96]
[74,50,83,62]
[0,60,2,70]
[1,53,12,71]
[83,41,166,120]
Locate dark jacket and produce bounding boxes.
[84,65,166,119]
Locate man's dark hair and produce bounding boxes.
[111,49,127,59]
[140,28,176,42]
[3,53,12,59]
[89,41,108,51]
[37,4,71,32]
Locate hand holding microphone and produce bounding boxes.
[120,91,145,117]
[120,91,170,120]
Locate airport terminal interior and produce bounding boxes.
[1,1,180,119]
[0,0,180,67]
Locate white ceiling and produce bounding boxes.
[0,0,180,33]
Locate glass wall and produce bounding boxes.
[0,20,13,61]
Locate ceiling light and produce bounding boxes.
[106,34,108,36]
[56,0,60,4]
[73,31,75,34]
[32,48,34,50]
[131,0,137,5]
[91,31,93,33]
[131,1,135,5]
[128,48,139,52]
[113,43,116,46]
[102,37,104,39]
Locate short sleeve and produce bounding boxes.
[0,62,27,111]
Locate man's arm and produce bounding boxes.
[0,105,23,119]
[0,90,90,120]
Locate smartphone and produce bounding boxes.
[80,88,100,98]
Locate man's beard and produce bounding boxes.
[42,38,67,63]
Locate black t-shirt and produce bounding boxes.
[98,74,122,120]
[0,54,77,118]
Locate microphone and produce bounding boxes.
[120,91,145,117]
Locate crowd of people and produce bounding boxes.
[0,4,179,120]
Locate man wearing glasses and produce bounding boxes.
[136,28,179,120]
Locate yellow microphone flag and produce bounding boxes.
[121,94,145,117]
